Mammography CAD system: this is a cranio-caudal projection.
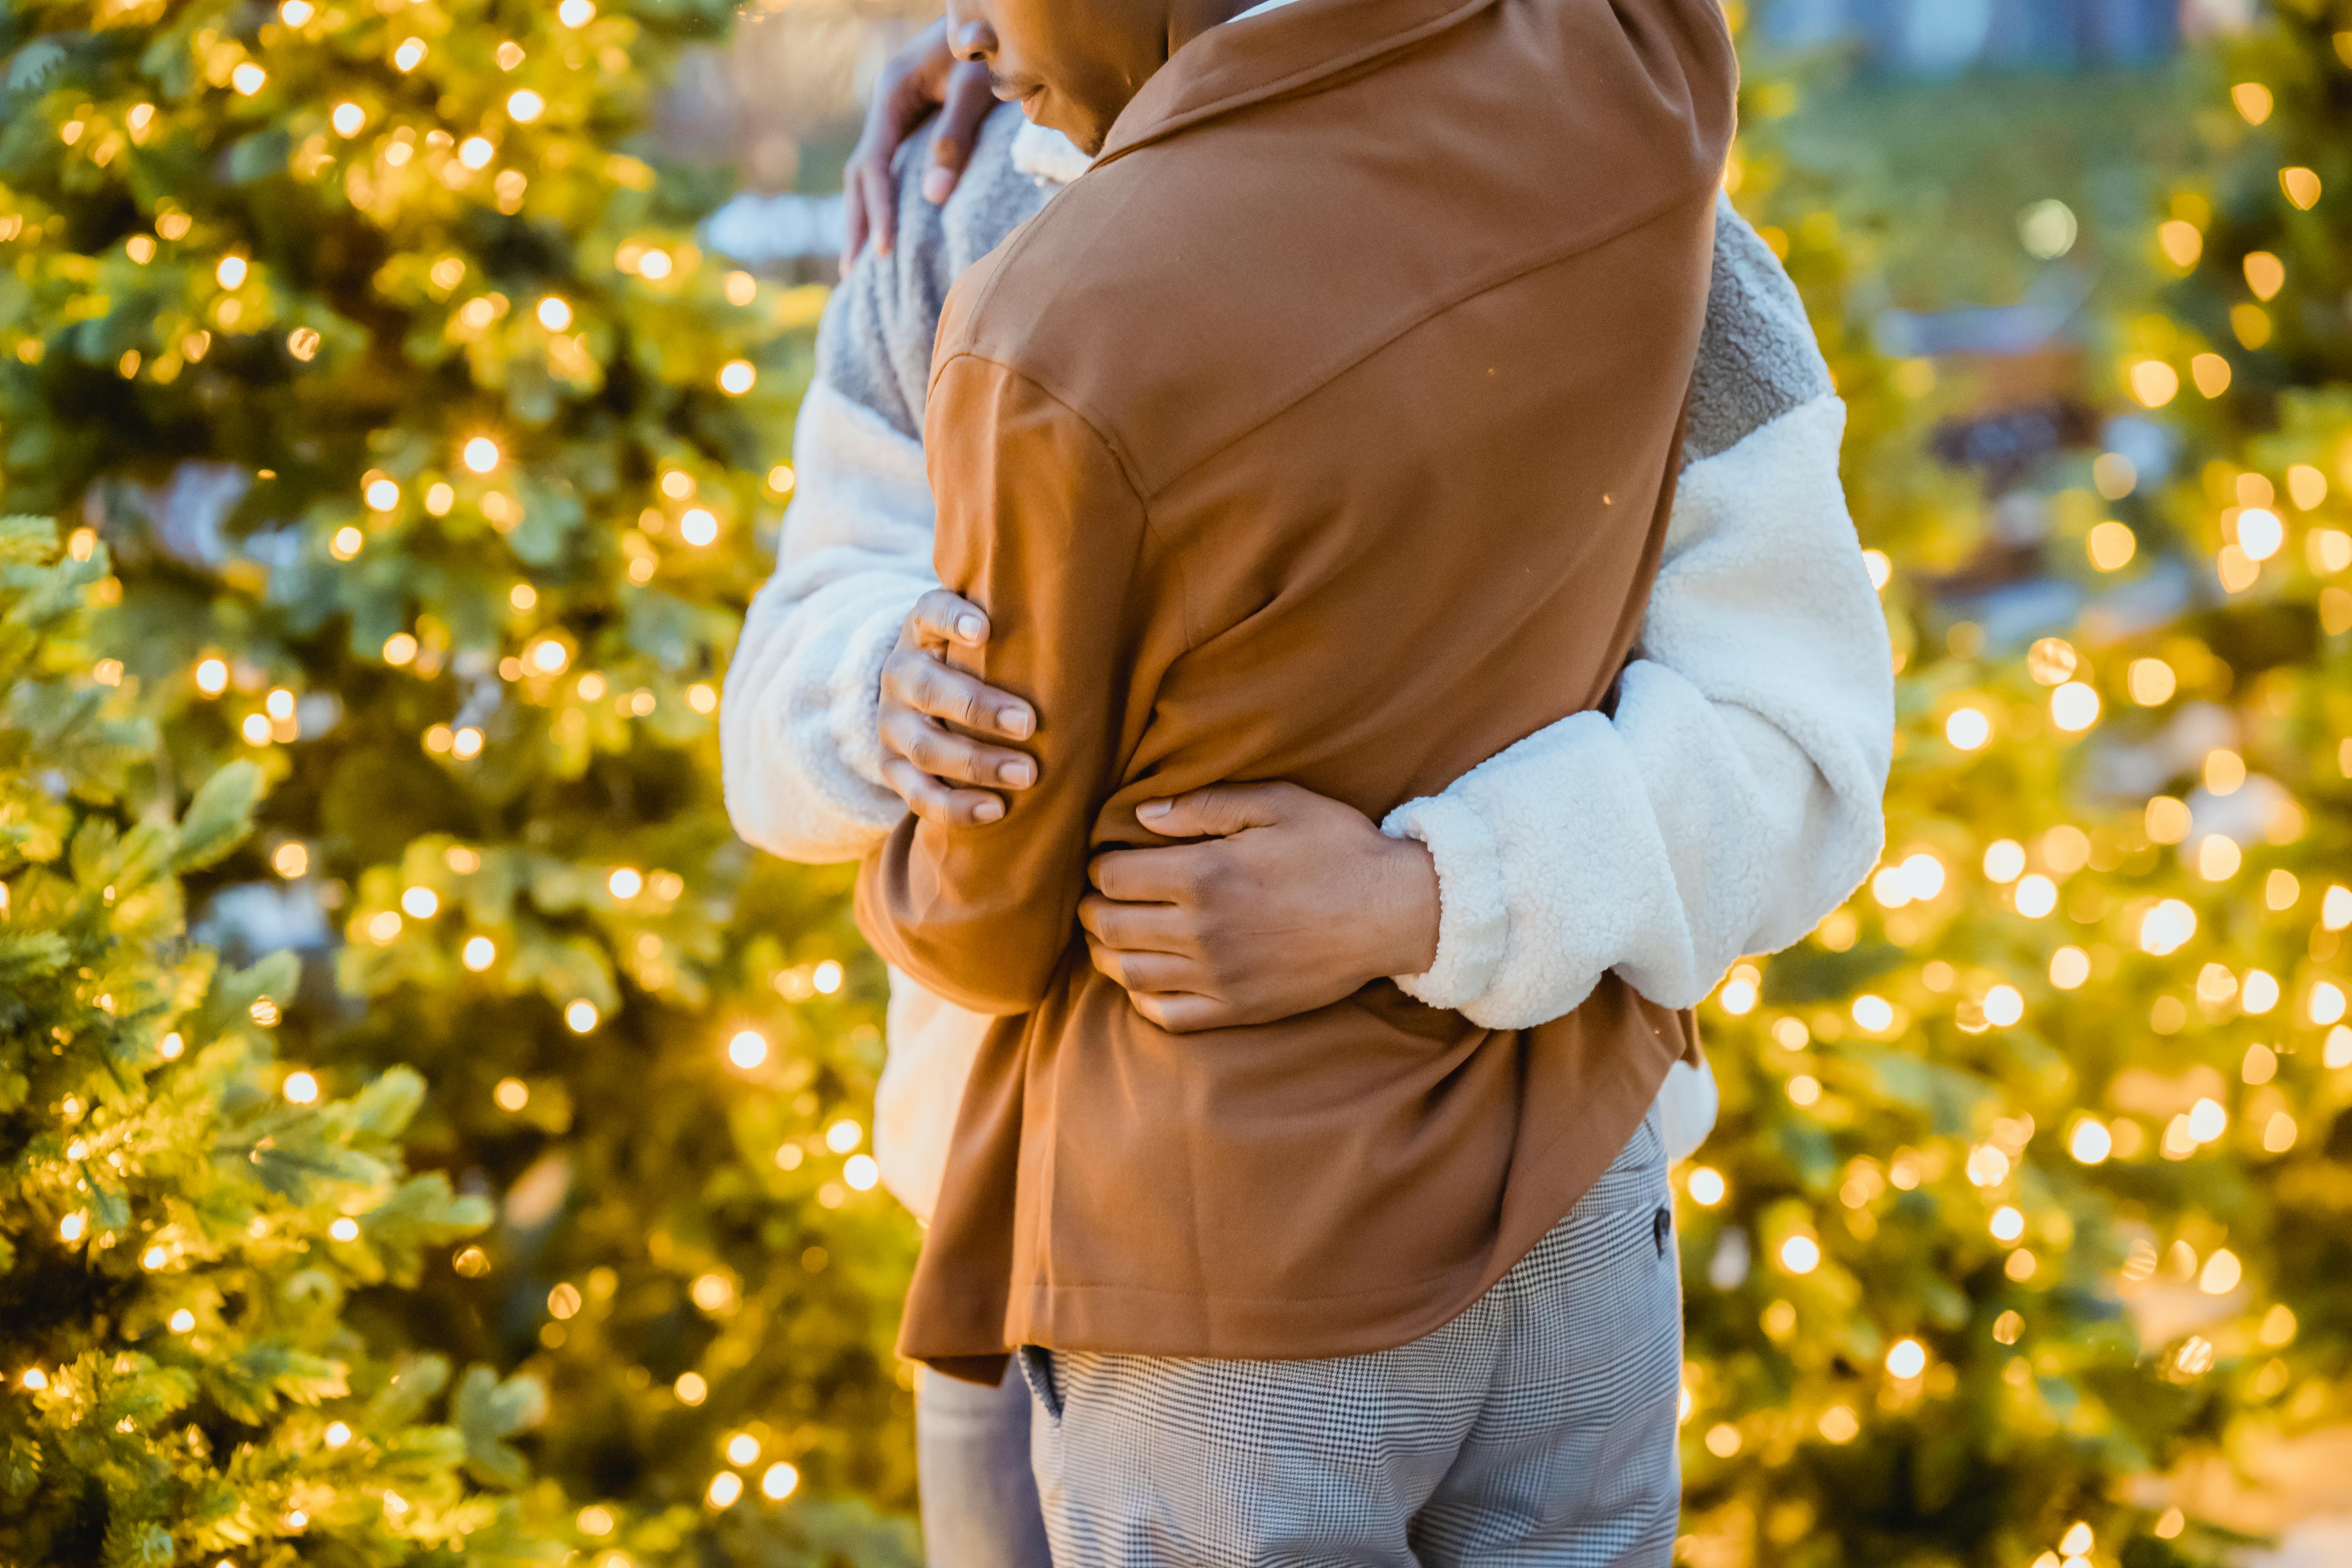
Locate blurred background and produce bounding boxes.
[3,0,2350,1566]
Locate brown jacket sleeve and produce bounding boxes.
[853,354,1151,1016]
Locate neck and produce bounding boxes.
[1166,0,1261,60]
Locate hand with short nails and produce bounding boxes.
[877,589,1040,826]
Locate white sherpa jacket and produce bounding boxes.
[720,113,1894,1221]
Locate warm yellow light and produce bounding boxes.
[2281,166,2322,210]
[2199,1249,2242,1295]
[2310,981,2348,1027]
[675,1371,708,1405]
[1989,1205,2025,1243]
[1686,1166,1726,1206]
[2237,507,2285,563]
[2087,520,2137,572]
[2187,1097,2228,1143]
[2190,353,2232,398]
[844,1154,880,1190]
[1982,840,2025,883]
[762,1461,799,1499]
[718,359,757,395]
[638,248,674,282]
[2049,682,2100,732]
[1884,1339,1927,1380]
[560,0,596,24]
[169,1309,196,1333]
[725,1432,761,1466]
[724,271,758,306]
[273,841,310,879]
[1704,1422,1741,1457]
[458,136,495,171]
[1945,707,1991,751]
[329,1217,360,1242]
[527,638,569,675]
[283,1071,320,1105]
[394,37,426,71]
[706,1472,742,1509]
[2196,834,2241,882]
[464,936,497,972]
[507,90,546,124]
[2156,220,2202,270]
[216,254,249,290]
[463,436,501,474]
[2127,657,2175,705]
[1779,1234,1820,1275]
[383,633,418,667]
[2287,464,2329,512]
[1982,984,2024,1028]
[400,886,438,920]
[331,101,365,137]
[727,1030,768,1069]
[2013,874,2057,919]
[2244,251,2286,301]
[565,1000,599,1034]
[2049,946,2091,990]
[2231,81,2273,124]
[2127,360,2179,408]
[825,1119,863,1154]
[2068,1118,2111,1164]
[368,910,403,944]
[241,712,274,746]
[1966,1144,2010,1187]
[2061,1523,2094,1558]
[679,509,719,547]
[766,464,796,495]
[494,1078,529,1111]
[2243,970,2280,1014]
[426,482,455,515]
[231,62,268,96]
[1851,994,1894,1033]
[451,727,483,760]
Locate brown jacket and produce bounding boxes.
[856,0,1737,1381]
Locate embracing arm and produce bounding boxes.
[1383,202,1893,1027]
[854,358,1149,1016]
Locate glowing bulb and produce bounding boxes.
[2238,507,2284,561]
[169,1309,196,1333]
[494,1078,528,1111]
[59,1212,87,1243]
[1982,984,2024,1028]
[394,38,426,71]
[728,1030,768,1069]
[826,1119,863,1153]
[2049,946,2090,989]
[844,1154,880,1190]
[762,1461,799,1499]
[706,1472,742,1508]
[607,867,642,900]
[1945,707,1991,750]
[329,1217,359,1241]
[2069,1119,2111,1165]
[1851,994,1894,1033]
[330,101,366,137]
[2138,899,2196,956]
[283,1071,319,1104]
[2199,1249,2242,1295]
[679,508,719,547]
[637,248,673,281]
[231,62,267,96]
[1982,840,2025,882]
[560,0,595,24]
[2310,981,2348,1026]
[718,359,757,395]
[1884,1339,1927,1379]
[2187,1097,2227,1143]
[196,659,230,700]
[458,136,494,170]
[2049,682,2100,732]
[463,436,501,474]
[324,1421,352,1447]
[1989,1205,2025,1243]
[813,960,844,994]
[675,1371,707,1405]
[2087,519,2137,571]
[216,255,249,290]
[507,89,545,123]
[537,296,572,330]
[401,886,438,919]
[1779,1234,1820,1274]
[1686,1166,1726,1206]
[725,1432,760,1466]
[565,1000,599,1033]
[528,638,569,675]
[273,841,310,879]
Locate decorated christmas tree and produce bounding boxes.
[2,0,919,1559]
[1661,11,2348,1566]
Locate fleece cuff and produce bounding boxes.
[1381,791,1509,1011]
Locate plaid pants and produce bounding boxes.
[1019,1103,1680,1568]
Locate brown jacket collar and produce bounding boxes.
[1098,0,1499,165]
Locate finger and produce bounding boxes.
[1076,892,1192,954]
[880,705,1036,789]
[1134,780,1302,840]
[909,588,991,650]
[881,754,1006,826]
[1088,842,1213,905]
[1084,937,1199,996]
[886,650,1034,742]
[925,64,995,204]
[1129,991,1238,1035]
[866,157,900,258]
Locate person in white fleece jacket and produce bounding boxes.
[721,39,1891,1568]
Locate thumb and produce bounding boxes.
[1135,782,1295,840]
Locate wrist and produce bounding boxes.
[1366,831,1441,980]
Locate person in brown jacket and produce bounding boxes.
[852,0,1738,1556]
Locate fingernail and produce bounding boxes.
[998,707,1031,738]
[922,167,955,204]
[956,614,986,641]
[972,797,1004,822]
[1136,799,1171,820]
[999,760,1034,786]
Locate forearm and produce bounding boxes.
[1387,394,1891,1027]
[720,376,945,862]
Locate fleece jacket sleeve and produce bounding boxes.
[1384,392,1893,1028]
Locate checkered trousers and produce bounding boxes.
[1019,1103,1681,1568]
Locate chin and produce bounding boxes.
[1030,97,1107,156]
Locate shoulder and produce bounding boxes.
[1684,193,1834,467]
[816,105,1056,439]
